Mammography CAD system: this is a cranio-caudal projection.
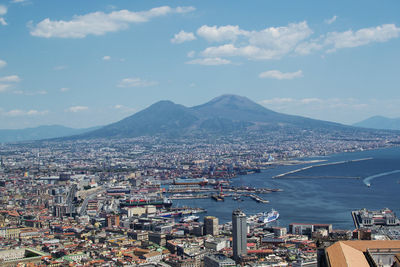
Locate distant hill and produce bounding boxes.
[353,116,400,130]
[0,125,100,143]
[74,94,359,140]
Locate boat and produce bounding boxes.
[212,194,224,201]
[180,215,200,223]
[121,197,172,208]
[258,209,279,224]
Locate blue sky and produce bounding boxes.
[0,0,399,129]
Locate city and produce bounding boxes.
[1,0,400,266]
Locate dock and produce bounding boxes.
[247,194,269,203]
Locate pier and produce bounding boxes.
[247,194,269,203]
[167,185,282,194]
[273,158,373,178]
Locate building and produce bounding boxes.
[289,223,332,237]
[204,254,236,267]
[320,240,400,267]
[232,209,247,261]
[0,248,48,267]
[205,237,230,251]
[107,214,120,228]
[204,216,219,236]
[353,208,400,228]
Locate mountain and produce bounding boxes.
[78,101,198,138]
[0,125,100,143]
[353,116,400,130]
[77,94,354,139]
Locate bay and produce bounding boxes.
[173,146,400,229]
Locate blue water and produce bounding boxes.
[173,147,400,229]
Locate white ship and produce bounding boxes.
[258,209,279,224]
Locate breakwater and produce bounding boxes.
[272,157,373,179]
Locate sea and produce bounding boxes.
[173,146,400,229]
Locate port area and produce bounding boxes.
[169,192,270,203]
[351,208,400,239]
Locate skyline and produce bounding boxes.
[0,0,400,129]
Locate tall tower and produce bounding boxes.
[204,216,219,236]
[232,209,247,261]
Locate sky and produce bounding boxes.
[0,0,400,129]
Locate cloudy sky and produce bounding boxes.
[0,0,400,129]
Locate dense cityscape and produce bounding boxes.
[0,132,400,266]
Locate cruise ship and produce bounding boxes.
[258,209,279,224]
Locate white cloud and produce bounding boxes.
[0,84,11,92]
[184,22,400,62]
[0,75,21,83]
[259,70,303,80]
[0,75,21,93]
[187,51,195,58]
[0,59,6,68]
[197,25,246,42]
[0,5,7,16]
[171,30,196,44]
[117,77,158,88]
[296,24,400,55]
[0,5,7,26]
[325,15,337,25]
[294,40,324,55]
[11,0,28,3]
[60,87,69,92]
[186,57,231,65]
[324,24,400,52]
[4,109,48,117]
[102,55,111,61]
[197,21,313,60]
[29,6,195,38]
[13,90,47,96]
[0,18,6,26]
[66,106,89,113]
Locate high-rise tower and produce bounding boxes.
[232,209,247,261]
[204,216,219,236]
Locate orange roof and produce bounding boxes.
[326,240,400,267]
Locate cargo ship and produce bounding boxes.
[258,209,279,224]
[121,197,172,208]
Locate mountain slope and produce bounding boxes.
[74,94,356,139]
[0,125,100,143]
[80,100,199,138]
[192,94,341,129]
[354,116,400,130]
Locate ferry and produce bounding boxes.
[258,209,279,224]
